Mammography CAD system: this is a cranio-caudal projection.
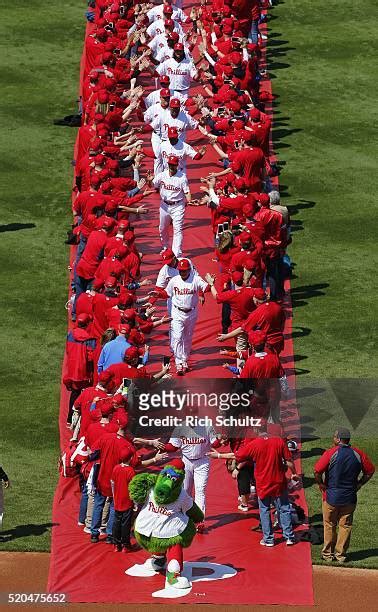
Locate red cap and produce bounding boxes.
[160,75,170,85]
[169,31,180,42]
[118,289,134,306]
[167,154,179,165]
[256,193,270,207]
[104,276,118,289]
[244,257,256,271]
[253,288,266,301]
[164,18,174,28]
[231,271,244,284]
[177,258,191,271]
[166,458,185,472]
[239,231,252,244]
[124,346,140,361]
[168,126,178,138]
[128,328,145,346]
[101,216,116,230]
[250,108,261,120]
[163,5,173,14]
[229,51,242,65]
[229,100,241,113]
[248,330,267,347]
[234,177,246,191]
[174,42,184,52]
[77,312,93,326]
[123,230,135,243]
[160,88,171,98]
[98,370,115,385]
[116,220,130,231]
[161,248,176,263]
[118,323,131,335]
[169,97,181,108]
[123,308,137,320]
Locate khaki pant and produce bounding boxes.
[322,500,356,562]
[85,492,110,530]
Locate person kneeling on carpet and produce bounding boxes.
[129,458,203,590]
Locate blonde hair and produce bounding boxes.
[218,230,234,253]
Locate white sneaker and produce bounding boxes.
[260,539,274,547]
[83,527,91,534]
[286,539,295,546]
[238,503,249,512]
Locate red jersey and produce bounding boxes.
[242,301,285,353]
[216,286,256,328]
[106,362,151,388]
[240,351,282,379]
[230,147,265,191]
[111,463,136,511]
[76,230,108,280]
[92,433,139,497]
[235,436,291,499]
[85,421,118,450]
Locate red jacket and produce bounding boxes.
[63,328,97,389]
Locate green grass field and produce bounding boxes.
[0,0,376,568]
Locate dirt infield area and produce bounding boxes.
[0,553,377,611]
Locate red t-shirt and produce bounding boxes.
[92,433,139,497]
[92,293,119,337]
[85,421,119,450]
[111,463,136,511]
[230,148,265,190]
[240,351,282,379]
[235,436,291,498]
[75,386,110,437]
[242,301,285,350]
[76,230,108,280]
[106,362,151,388]
[216,286,256,328]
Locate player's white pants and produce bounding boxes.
[159,200,185,257]
[170,307,197,366]
[151,132,161,157]
[183,456,210,517]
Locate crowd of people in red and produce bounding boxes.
[61,0,299,552]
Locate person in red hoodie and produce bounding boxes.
[63,313,97,427]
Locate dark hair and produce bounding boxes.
[101,328,117,347]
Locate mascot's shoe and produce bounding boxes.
[165,561,191,590]
[144,556,167,572]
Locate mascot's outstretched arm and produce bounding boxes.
[186,502,204,524]
[129,472,158,504]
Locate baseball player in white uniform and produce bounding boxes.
[156,43,197,99]
[157,126,206,173]
[144,76,186,109]
[143,88,171,157]
[151,155,191,257]
[147,2,189,26]
[154,258,209,374]
[164,424,221,531]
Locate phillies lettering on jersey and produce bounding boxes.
[173,287,195,295]
[181,437,206,444]
[161,181,181,192]
[147,500,173,516]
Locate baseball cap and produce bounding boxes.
[248,330,267,347]
[169,31,180,42]
[335,427,351,440]
[161,247,176,263]
[168,154,179,165]
[231,270,244,284]
[177,258,191,271]
[164,18,174,28]
[169,97,181,108]
[98,370,115,385]
[229,100,241,113]
[124,346,140,361]
[123,308,137,320]
[250,108,261,121]
[160,75,170,85]
[118,323,131,335]
[163,4,173,14]
[253,288,266,301]
[116,220,130,231]
[239,231,252,244]
[123,230,135,243]
[160,88,171,98]
[174,42,184,52]
[98,90,109,104]
[128,328,145,346]
[168,126,178,138]
[76,312,92,326]
[256,193,270,207]
[101,216,116,230]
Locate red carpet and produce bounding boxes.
[47,3,313,605]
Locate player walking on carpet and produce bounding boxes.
[150,258,209,374]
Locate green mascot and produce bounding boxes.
[129,458,204,589]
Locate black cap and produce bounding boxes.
[335,427,351,441]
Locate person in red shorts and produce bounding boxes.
[111,450,138,552]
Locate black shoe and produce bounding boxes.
[90,535,99,543]
[105,535,113,544]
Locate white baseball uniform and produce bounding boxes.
[144,88,186,109]
[158,139,198,172]
[147,5,188,24]
[134,488,194,538]
[156,258,196,315]
[150,108,198,143]
[152,169,190,257]
[165,270,208,366]
[169,425,218,515]
[156,57,198,99]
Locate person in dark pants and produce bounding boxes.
[111,451,137,552]
[314,427,375,563]
[0,466,10,531]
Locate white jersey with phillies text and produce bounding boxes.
[165,270,208,310]
[134,488,193,538]
[153,169,189,203]
[156,258,196,288]
[150,109,198,140]
[147,5,188,24]
[156,57,197,92]
[169,425,218,460]
[158,139,197,171]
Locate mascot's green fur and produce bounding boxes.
[129,460,203,553]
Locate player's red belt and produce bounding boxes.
[174,305,193,313]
